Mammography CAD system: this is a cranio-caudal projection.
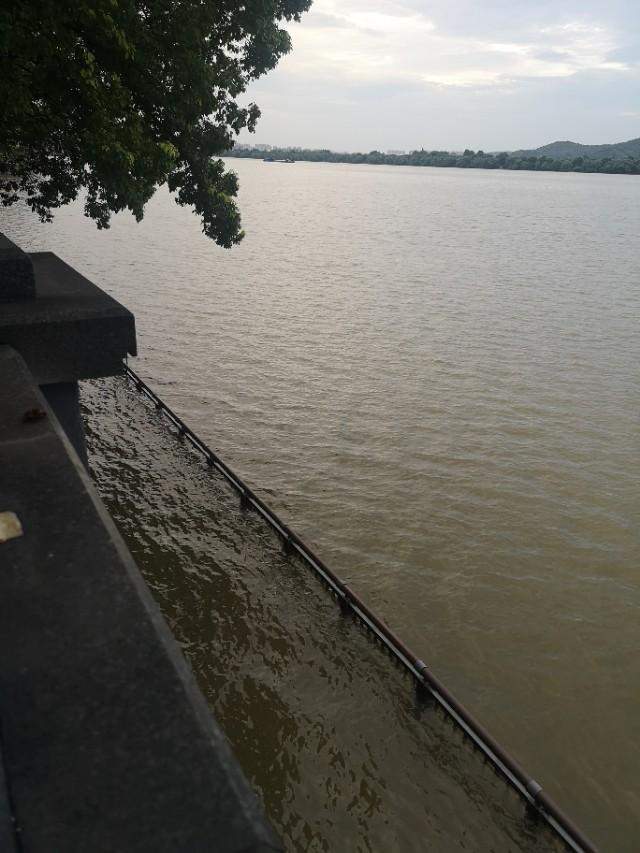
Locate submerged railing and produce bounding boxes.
[123,361,597,853]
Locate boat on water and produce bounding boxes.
[263,157,295,163]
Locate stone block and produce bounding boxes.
[0,234,36,301]
[0,251,136,384]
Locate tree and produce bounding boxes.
[0,0,311,247]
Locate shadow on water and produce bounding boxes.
[82,376,563,853]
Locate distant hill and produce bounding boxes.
[512,138,640,161]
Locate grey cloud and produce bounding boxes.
[533,49,573,62]
[304,12,355,28]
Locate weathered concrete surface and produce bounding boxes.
[0,746,17,853]
[40,381,88,465]
[0,346,282,853]
[0,234,35,301]
[0,252,136,384]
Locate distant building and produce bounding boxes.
[387,149,406,155]
[251,143,273,151]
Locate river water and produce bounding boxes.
[2,161,639,850]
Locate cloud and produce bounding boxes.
[239,1,640,151]
[302,12,358,30]
[281,1,632,89]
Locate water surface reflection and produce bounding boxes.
[83,377,562,852]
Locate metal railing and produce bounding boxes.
[123,362,597,853]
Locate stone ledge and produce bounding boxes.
[0,234,35,302]
[0,252,136,384]
[0,346,281,853]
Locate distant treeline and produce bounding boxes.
[225,146,640,175]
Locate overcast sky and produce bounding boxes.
[237,0,640,152]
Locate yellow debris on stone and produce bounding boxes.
[0,511,23,543]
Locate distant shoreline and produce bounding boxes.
[225,146,640,176]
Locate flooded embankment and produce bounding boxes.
[83,376,564,852]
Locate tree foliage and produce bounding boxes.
[0,1,311,247]
[229,145,640,176]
